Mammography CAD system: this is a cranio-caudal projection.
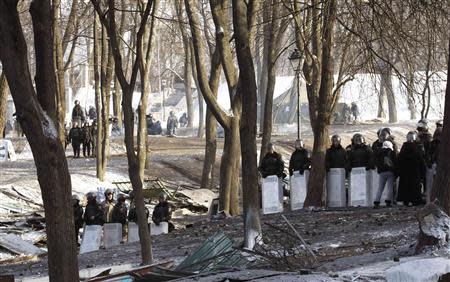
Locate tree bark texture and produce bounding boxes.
[91,0,157,264]
[232,0,262,249]
[0,73,9,137]
[0,1,79,280]
[377,81,387,119]
[406,67,417,120]
[94,15,104,178]
[381,67,398,123]
[430,40,450,214]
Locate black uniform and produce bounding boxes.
[417,130,432,158]
[289,148,310,175]
[69,127,83,157]
[347,144,374,171]
[325,144,347,171]
[259,152,284,178]
[166,115,178,136]
[88,107,97,120]
[152,201,174,232]
[128,202,149,223]
[372,138,399,154]
[72,105,85,123]
[397,142,426,206]
[111,202,128,225]
[73,202,84,243]
[375,148,397,174]
[84,202,104,225]
[428,138,440,166]
[82,126,92,157]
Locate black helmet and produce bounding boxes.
[117,193,127,202]
[381,127,392,136]
[86,192,97,201]
[72,194,80,202]
[159,192,168,201]
[267,143,275,151]
[436,120,443,127]
[331,135,341,145]
[104,188,114,197]
[353,133,365,145]
[406,131,417,142]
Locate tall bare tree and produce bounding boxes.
[0,1,78,280]
[0,73,9,137]
[91,0,158,264]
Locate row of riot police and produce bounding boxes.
[258,119,443,208]
[67,121,96,158]
[72,189,173,244]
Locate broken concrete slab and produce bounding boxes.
[103,223,122,249]
[0,234,45,256]
[80,225,102,254]
[386,257,450,282]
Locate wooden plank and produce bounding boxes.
[0,234,46,256]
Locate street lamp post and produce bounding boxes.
[289,49,302,140]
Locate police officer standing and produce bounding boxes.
[72,195,84,245]
[347,133,374,172]
[102,189,116,223]
[259,143,285,178]
[325,135,347,172]
[69,122,83,158]
[84,192,104,225]
[288,140,310,176]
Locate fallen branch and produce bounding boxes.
[281,215,317,261]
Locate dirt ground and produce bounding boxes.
[0,121,432,280]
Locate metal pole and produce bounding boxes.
[297,72,301,140]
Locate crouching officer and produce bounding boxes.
[289,139,310,176]
[72,195,84,245]
[84,192,104,225]
[152,192,174,232]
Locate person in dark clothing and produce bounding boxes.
[179,113,188,127]
[289,140,310,176]
[68,122,83,158]
[73,195,84,245]
[166,111,178,136]
[372,128,398,154]
[152,193,174,232]
[88,106,97,120]
[351,102,359,121]
[90,120,97,157]
[429,127,442,166]
[84,192,104,225]
[397,131,426,206]
[128,191,149,223]
[347,133,374,171]
[417,121,432,157]
[82,122,92,157]
[325,135,347,171]
[259,143,285,178]
[373,141,397,207]
[72,100,85,124]
[111,194,128,225]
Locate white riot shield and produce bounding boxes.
[262,175,283,214]
[80,225,102,254]
[0,139,15,162]
[349,167,370,206]
[290,170,309,210]
[327,168,346,207]
[426,164,436,203]
[127,222,139,243]
[150,222,169,235]
[103,223,122,248]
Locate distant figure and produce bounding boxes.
[179,113,188,128]
[82,122,92,157]
[68,122,83,158]
[72,195,84,244]
[152,192,174,232]
[128,191,149,223]
[166,111,178,136]
[259,143,285,178]
[88,106,97,120]
[325,135,347,172]
[397,131,426,206]
[342,104,351,124]
[351,102,359,122]
[72,100,85,124]
[288,139,310,176]
[84,192,104,225]
[101,189,115,223]
[111,117,121,136]
[90,120,97,157]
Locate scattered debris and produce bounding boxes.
[416,203,450,254]
[386,257,450,282]
[0,233,46,256]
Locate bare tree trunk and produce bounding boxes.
[406,67,417,120]
[52,0,67,144]
[232,0,261,248]
[382,68,398,123]
[430,40,450,214]
[377,81,387,119]
[201,108,217,188]
[94,15,104,178]
[0,1,79,280]
[0,73,8,137]
[190,42,205,138]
